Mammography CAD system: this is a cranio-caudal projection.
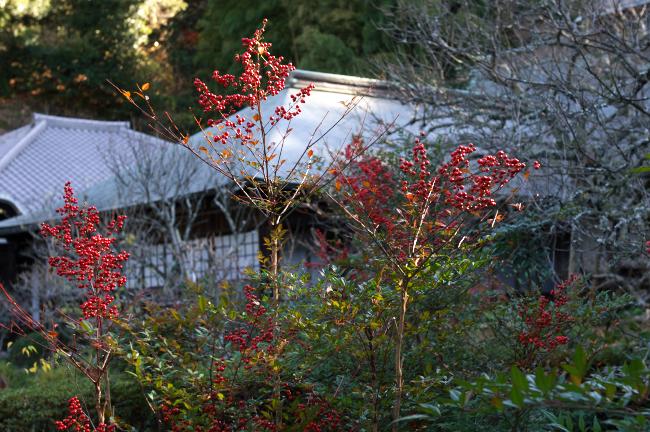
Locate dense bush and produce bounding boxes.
[6,332,49,368]
[0,363,153,431]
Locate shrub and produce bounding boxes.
[6,332,48,368]
[0,363,153,431]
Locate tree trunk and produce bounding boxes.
[260,217,282,303]
[392,280,409,431]
[95,379,105,425]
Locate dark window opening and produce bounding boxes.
[0,200,19,221]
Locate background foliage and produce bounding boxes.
[0,0,395,131]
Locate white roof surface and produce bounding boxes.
[0,113,169,229]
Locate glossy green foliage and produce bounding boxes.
[407,346,650,431]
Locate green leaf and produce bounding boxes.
[630,166,650,174]
[573,346,587,371]
[418,403,441,417]
[510,386,524,407]
[393,414,433,423]
[511,365,529,392]
[592,417,601,432]
[79,319,93,333]
[578,414,585,432]
[535,367,557,395]
[563,346,588,384]
[197,295,208,313]
[565,414,574,431]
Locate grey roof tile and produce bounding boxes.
[0,113,170,230]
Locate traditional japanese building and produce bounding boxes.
[0,70,420,291]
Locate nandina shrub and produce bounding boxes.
[116,18,340,305]
[126,282,346,431]
[465,274,631,375]
[329,134,536,427]
[39,182,129,321]
[515,276,576,366]
[2,182,130,431]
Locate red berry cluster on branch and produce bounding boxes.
[336,136,532,263]
[40,182,129,320]
[55,397,115,432]
[340,136,397,236]
[518,275,577,353]
[223,285,275,364]
[193,19,314,150]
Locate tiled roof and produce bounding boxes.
[0,113,170,230]
[0,124,31,162]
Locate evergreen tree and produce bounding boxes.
[0,0,184,127]
[194,0,395,77]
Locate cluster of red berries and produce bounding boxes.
[40,182,129,320]
[337,135,533,263]
[55,397,115,432]
[299,396,342,432]
[194,19,313,150]
[518,275,576,352]
[270,84,315,125]
[338,136,398,236]
[223,285,275,363]
[436,144,529,212]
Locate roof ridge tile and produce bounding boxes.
[33,113,130,130]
